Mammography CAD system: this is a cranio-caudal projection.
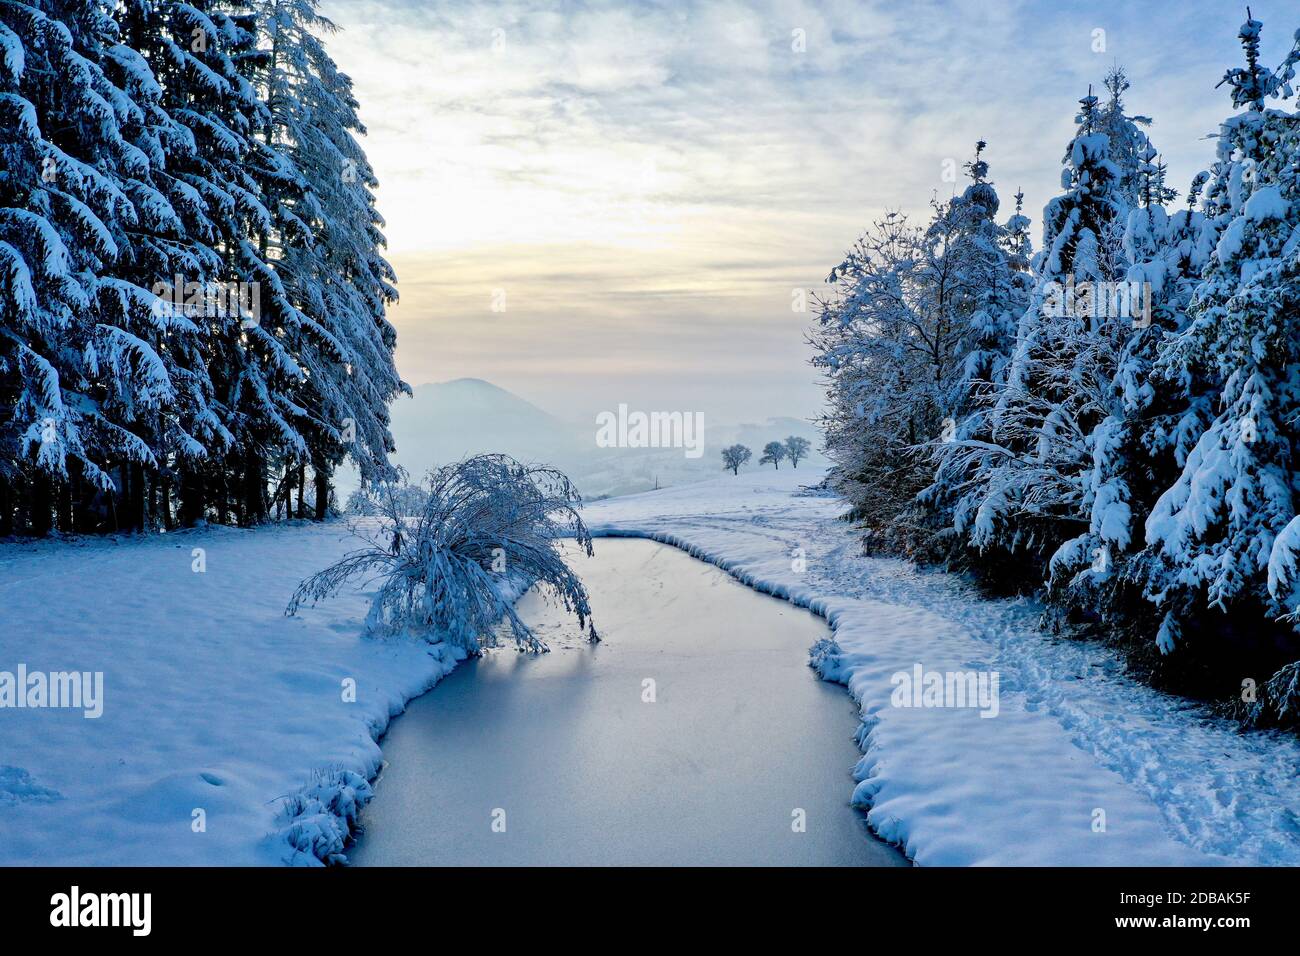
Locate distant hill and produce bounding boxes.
[388,378,585,480]
[383,378,827,500]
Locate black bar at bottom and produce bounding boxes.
[0,866,1288,941]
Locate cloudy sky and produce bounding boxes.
[318,0,1290,425]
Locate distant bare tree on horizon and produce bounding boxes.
[721,444,752,475]
[760,441,787,470]
[784,436,811,468]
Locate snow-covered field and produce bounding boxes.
[3,469,1298,866]
[0,522,465,865]
[585,469,1300,866]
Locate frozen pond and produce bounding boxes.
[350,537,907,866]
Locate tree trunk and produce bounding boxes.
[148,472,159,530]
[179,467,205,527]
[313,459,330,521]
[161,473,175,531]
[31,471,53,537]
[296,463,306,518]
[216,469,230,526]
[68,457,89,532]
[129,461,147,532]
[57,473,73,533]
[242,448,266,525]
[0,480,12,536]
[112,465,128,532]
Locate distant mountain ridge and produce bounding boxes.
[388,378,584,480]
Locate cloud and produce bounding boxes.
[320,0,1294,422]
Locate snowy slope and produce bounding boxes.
[584,469,1300,866]
[0,523,463,866]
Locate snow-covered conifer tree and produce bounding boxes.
[0,0,200,532]
[119,0,284,526]
[1140,17,1300,660]
[249,0,405,517]
[953,82,1158,565]
[814,143,1029,553]
[1096,67,1157,212]
[1049,152,1218,612]
[922,146,1031,545]
[0,1,402,534]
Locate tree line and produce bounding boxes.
[812,16,1300,725]
[722,435,810,474]
[0,0,403,536]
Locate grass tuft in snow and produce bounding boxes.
[277,767,374,866]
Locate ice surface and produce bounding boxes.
[351,538,907,866]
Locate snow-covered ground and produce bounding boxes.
[0,522,464,865]
[3,468,1297,866]
[584,468,1300,866]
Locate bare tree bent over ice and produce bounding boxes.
[287,455,595,652]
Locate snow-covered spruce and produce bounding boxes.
[0,0,402,536]
[1140,20,1300,671]
[954,72,1156,566]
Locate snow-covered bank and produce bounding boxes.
[0,523,463,866]
[584,469,1300,866]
